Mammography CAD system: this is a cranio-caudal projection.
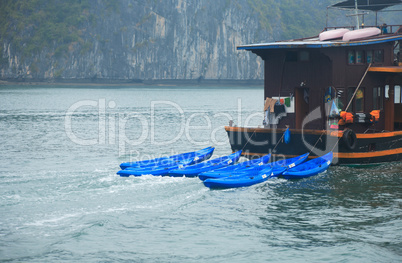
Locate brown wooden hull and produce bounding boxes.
[225,126,402,165]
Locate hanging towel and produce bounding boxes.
[284,97,291,107]
[264,97,277,113]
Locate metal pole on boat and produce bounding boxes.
[355,0,360,29]
[344,63,372,112]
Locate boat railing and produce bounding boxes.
[323,24,402,34]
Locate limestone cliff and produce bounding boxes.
[0,0,330,82]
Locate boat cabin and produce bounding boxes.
[240,33,402,133]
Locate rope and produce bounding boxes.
[330,135,343,152]
[308,130,326,155]
[241,129,257,151]
[241,127,287,157]
[272,128,288,152]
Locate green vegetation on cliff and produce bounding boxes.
[278,0,328,39]
[248,0,330,40]
[0,0,95,58]
[0,0,331,59]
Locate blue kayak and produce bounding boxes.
[281,152,333,179]
[119,146,214,169]
[202,153,311,189]
[168,151,242,177]
[203,166,274,189]
[269,152,310,176]
[198,154,271,181]
[199,153,309,181]
[117,147,214,177]
[117,158,194,177]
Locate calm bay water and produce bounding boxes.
[0,84,401,262]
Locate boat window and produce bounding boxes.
[374,50,384,63]
[347,50,365,64]
[366,51,373,63]
[347,50,355,64]
[373,87,383,110]
[395,85,401,104]
[347,87,364,112]
[356,50,364,64]
[355,87,364,112]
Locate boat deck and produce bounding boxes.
[238,33,402,50]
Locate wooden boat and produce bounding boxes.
[168,151,242,177]
[203,167,273,189]
[119,146,214,169]
[198,152,308,181]
[226,1,402,165]
[281,152,333,179]
[342,27,381,41]
[319,28,350,41]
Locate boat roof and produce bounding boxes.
[237,34,402,51]
[331,0,402,12]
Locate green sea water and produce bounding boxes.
[0,85,401,262]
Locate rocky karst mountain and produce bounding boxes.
[4,0,397,83]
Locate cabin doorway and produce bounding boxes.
[295,87,309,129]
[394,85,402,130]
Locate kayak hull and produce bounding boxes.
[199,152,308,181]
[198,154,271,180]
[319,28,350,41]
[117,147,214,176]
[117,166,177,176]
[169,151,242,177]
[203,167,274,189]
[342,27,381,41]
[281,152,333,179]
[119,146,214,169]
